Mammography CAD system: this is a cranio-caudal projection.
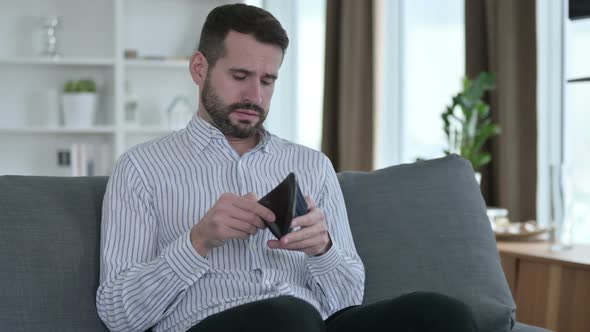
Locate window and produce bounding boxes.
[376,0,465,168]
[295,0,325,149]
[564,18,590,243]
[538,0,590,244]
[246,0,326,150]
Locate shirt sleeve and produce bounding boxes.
[304,155,366,316]
[96,153,209,332]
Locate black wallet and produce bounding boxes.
[258,172,309,239]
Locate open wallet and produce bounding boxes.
[258,172,309,239]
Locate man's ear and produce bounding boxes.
[189,51,208,86]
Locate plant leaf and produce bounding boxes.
[472,152,492,169]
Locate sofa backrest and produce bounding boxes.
[0,176,109,332]
[0,155,516,332]
[338,155,516,332]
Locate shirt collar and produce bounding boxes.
[186,113,273,154]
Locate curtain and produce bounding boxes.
[322,0,375,172]
[466,0,537,222]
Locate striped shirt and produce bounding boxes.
[96,114,365,332]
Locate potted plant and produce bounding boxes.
[442,72,501,183]
[61,79,98,127]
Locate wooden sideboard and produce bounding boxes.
[497,241,590,332]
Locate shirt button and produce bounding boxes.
[250,243,257,250]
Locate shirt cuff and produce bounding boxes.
[305,244,345,276]
[163,230,209,286]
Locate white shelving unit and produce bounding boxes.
[0,126,116,134]
[0,56,116,66]
[125,59,190,69]
[0,0,230,176]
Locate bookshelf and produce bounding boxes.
[0,56,116,66]
[0,126,116,134]
[0,0,231,176]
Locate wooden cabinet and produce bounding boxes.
[498,242,590,332]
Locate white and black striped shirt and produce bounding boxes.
[96,114,365,332]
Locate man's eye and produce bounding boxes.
[261,79,273,86]
[233,75,246,81]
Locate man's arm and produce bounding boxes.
[96,153,209,332]
[302,155,365,315]
[267,155,365,315]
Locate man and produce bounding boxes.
[97,4,478,332]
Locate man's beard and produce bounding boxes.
[201,78,267,139]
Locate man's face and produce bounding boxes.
[200,31,283,138]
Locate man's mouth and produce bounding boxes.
[234,109,259,116]
[232,109,260,122]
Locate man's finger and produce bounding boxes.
[267,239,281,249]
[221,224,253,240]
[232,196,276,222]
[269,237,323,252]
[281,225,321,246]
[243,192,257,200]
[227,207,266,229]
[224,216,260,235]
[282,238,320,251]
[290,208,322,228]
[304,196,316,209]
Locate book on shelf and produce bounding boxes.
[69,143,112,176]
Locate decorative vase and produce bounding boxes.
[166,96,194,130]
[39,16,61,58]
[124,80,139,126]
[549,164,573,251]
[61,93,97,128]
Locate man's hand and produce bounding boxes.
[190,192,276,257]
[267,196,332,256]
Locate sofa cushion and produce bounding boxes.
[0,176,109,332]
[337,155,516,332]
[513,322,553,332]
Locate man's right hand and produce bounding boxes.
[190,192,276,257]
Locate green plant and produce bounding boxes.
[63,79,96,93]
[442,72,501,171]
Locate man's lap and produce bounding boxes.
[325,291,478,332]
[188,292,478,332]
[187,296,324,332]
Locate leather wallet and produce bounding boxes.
[258,172,309,239]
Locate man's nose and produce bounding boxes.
[242,80,263,105]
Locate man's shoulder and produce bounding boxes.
[120,130,187,166]
[267,135,337,177]
[270,135,326,159]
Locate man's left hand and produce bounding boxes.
[267,196,332,256]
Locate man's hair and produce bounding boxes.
[198,3,289,67]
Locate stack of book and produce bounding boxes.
[69,143,112,176]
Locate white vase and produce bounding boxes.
[475,172,482,185]
[62,93,97,128]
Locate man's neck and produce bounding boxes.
[197,110,259,157]
[226,134,259,156]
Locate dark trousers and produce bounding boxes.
[188,291,479,332]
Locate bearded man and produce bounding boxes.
[96,4,478,332]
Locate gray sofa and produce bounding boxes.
[0,155,550,332]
